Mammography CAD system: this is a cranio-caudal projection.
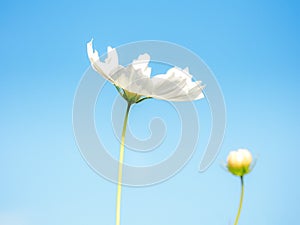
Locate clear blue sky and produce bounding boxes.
[0,0,299,225]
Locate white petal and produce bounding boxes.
[112,65,152,96]
[132,53,152,77]
[183,67,189,73]
[107,46,113,52]
[86,40,120,83]
[87,39,99,63]
[149,67,204,101]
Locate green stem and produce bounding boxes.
[115,102,131,225]
[234,176,244,225]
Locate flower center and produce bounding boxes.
[123,89,143,104]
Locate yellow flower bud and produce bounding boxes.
[227,149,253,176]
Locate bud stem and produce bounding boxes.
[234,176,244,225]
[115,102,131,225]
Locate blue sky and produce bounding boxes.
[0,0,299,225]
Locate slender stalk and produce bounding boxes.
[115,102,131,225]
[234,176,244,225]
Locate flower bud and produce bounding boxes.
[227,149,253,176]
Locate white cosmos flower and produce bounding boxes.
[87,39,205,102]
[227,149,253,176]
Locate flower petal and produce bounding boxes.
[132,53,152,78]
[112,65,153,96]
[87,40,120,82]
[149,67,204,101]
[109,53,153,95]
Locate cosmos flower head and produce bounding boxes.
[227,149,253,176]
[87,39,205,103]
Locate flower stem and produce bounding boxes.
[115,102,131,225]
[234,176,244,225]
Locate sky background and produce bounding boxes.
[1,0,300,225]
